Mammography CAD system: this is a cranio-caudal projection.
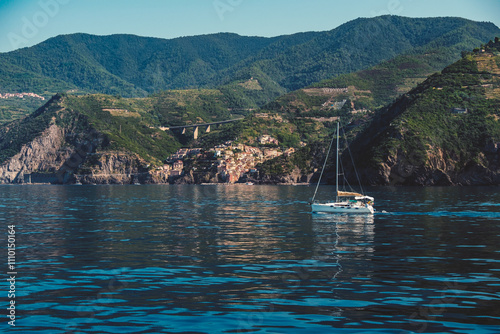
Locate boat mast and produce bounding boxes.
[336,119,339,203]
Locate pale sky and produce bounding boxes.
[0,0,499,53]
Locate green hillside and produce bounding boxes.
[263,51,446,119]
[261,16,500,115]
[349,38,500,185]
[0,85,257,166]
[0,94,172,166]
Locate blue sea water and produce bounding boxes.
[1,185,500,333]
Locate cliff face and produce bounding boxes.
[256,166,315,185]
[0,122,153,184]
[77,152,154,184]
[365,147,500,186]
[0,124,67,183]
[0,95,162,184]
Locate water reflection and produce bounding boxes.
[312,214,375,274]
[2,185,500,333]
[312,214,375,254]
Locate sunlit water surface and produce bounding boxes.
[1,185,500,333]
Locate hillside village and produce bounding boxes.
[0,92,45,100]
[159,136,297,183]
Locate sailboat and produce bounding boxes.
[311,119,374,214]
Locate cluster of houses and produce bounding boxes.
[159,148,201,178]
[160,137,296,183]
[0,92,45,100]
[258,135,279,146]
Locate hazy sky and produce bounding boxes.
[0,0,499,53]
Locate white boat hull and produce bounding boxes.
[311,202,374,214]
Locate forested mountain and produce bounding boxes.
[230,16,500,92]
[1,16,498,102]
[0,33,277,96]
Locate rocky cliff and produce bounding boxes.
[0,94,166,184]
[0,124,67,183]
[77,152,155,184]
[358,145,500,186]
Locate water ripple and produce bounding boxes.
[3,185,500,333]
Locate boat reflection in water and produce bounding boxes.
[310,213,375,317]
[311,213,375,264]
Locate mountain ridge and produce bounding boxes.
[1,16,498,99]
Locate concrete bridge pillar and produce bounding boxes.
[206,125,211,133]
[182,127,186,135]
[194,126,199,140]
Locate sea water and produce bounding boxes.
[1,185,499,333]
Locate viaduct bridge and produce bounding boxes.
[164,117,245,139]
